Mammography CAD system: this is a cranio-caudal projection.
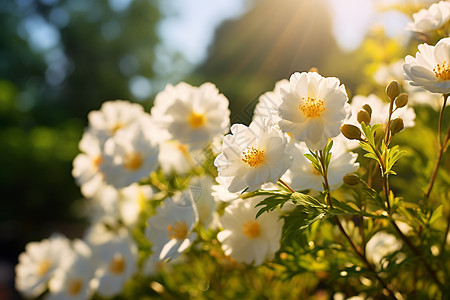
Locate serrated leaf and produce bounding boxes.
[254,194,291,219]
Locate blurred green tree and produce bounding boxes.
[0,0,162,248]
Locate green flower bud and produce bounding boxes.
[357,109,371,124]
[341,124,362,140]
[362,104,372,117]
[386,80,401,100]
[389,117,404,135]
[395,93,408,108]
[343,174,360,186]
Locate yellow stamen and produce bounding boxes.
[188,112,206,128]
[242,221,261,239]
[92,155,103,169]
[434,61,450,81]
[242,147,265,168]
[299,97,325,118]
[67,278,83,296]
[167,221,188,240]
[111,122,125,134]
[124,152,143,170]
[109,255,126,275]
[37,259,51,276]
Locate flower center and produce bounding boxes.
[167,221,188,240]
[124,152,143,170]
[242,221,261,239]
[111,122,125,134]
[92,155,103,169]
[67,278,83,296]
[299,97,325,118]
[109,255,126,275]
[242,147,265,168]
[188,112,206,128]
[37,259,51,276]
[434,61,450,81]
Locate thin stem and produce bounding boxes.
[278,178,295,193]
[317,152,397,299]
[385,98,395,147]
[364,137,444,292]
[390,220,444,291]
[425,93,449,199]
[334,218,397,299]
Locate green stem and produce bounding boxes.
[375,144,445,291]
[425,93,449,199]
[278,178,295,193]
[317,151,397,299]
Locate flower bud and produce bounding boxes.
[341,124,362,140]
[357,109,371,124]
[389,117,404,135]
[309,67,319,73]
[343,174,360,186]
[386,80,401,100]
[362,104,372,117]
[395,93,408,108]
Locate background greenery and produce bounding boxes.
[2,0,448,299]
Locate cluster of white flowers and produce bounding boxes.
[15,1,450,297]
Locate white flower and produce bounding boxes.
[404,83,448,110]
[91,228,138,297]
[88,100,147,140]
[278,72,351,150]
[253,79,289,125]
[217,197,284,266]
[373,59,447,110]
[403,37,450,94]
[214,118,292,193]
[146,192,199,261]
[15,234,72,298]
[211,176,241,203]
[151,82,230,150]
[189,176,219,229]
[282,139,359,192]
[100,116,159,189]
[83,222,118,246]
[72,129,107,198]
[405,1,450,34]
[158,140,197,176]
[119,183,153,227]
[46,240,95,300]
[366,232,403,269]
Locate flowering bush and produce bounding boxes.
[15,2,450,299]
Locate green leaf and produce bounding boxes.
[385,145,407,176]
[254,194,291,218]
[360,141,381,165]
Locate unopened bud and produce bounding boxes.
[395,93,408,108]
[386,80,401,100]
[341,124,362,140]
[357,109,371,124]
[343,174,360,186]
[309,67,319,73]
[362,104,372,117]
[389,118,404,135]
